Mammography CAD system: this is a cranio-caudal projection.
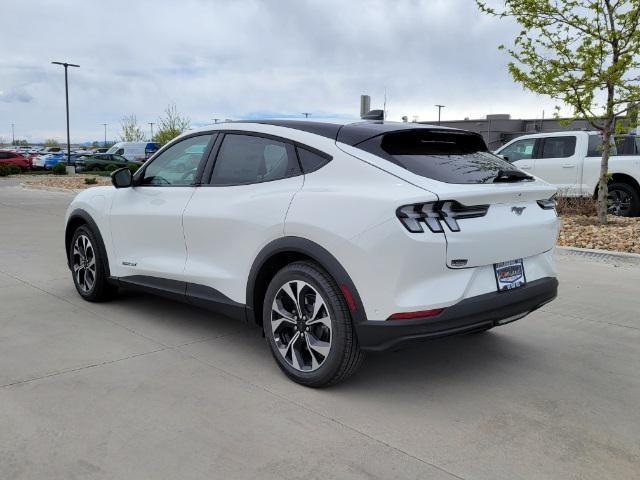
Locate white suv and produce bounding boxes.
[65,120,559,386]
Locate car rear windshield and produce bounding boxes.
[355,129,527,184]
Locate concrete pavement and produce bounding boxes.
[1,181,639,479]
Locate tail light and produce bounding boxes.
[396,201,489,233]
[388,308,444,320]
[536,196,557,211]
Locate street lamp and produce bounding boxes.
[148,122,155,141]
[101,123,107,147]
[51,61,80,163]
[301,112,311,119]
[435,104,446,125]
[11,123,15,146]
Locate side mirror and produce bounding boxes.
[111,167,132,188]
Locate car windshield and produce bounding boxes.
[356,129,531,184]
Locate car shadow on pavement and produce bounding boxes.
[108,289,543,392]
[339,330,543,393]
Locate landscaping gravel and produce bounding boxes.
[558,215,640,254]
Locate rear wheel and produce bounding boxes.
[263,261,364,387]
[607,182,640,217]
[69,225,117,302]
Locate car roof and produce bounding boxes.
[186,119,469,146]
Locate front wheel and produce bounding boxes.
[69,225,117,302]
[263,261,364,387]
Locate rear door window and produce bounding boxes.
[587,135,617,156]
[355,129,526,184]
[539,136,576,158]
[209,134,300,185]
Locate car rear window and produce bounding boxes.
[355,129,524,184]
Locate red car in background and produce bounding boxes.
[0,150,33,171]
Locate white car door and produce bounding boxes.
[532,135,580,195]
[109,133,215,282]
[182,132,304,306]
[497,137,537,173]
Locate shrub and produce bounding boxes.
[8,164,21,175]
[556,195,597,216]
[0,164,10,177]
[84,177,98,185]
[105,164,119,172]
[52,163,67,175]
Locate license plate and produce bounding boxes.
[494,259,526,291]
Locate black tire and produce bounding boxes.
[69,225,117,302]
[263,261,364,387]
[607,182,640,217]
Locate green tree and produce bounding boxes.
[119,114,146,142]
[154,103,191,146]
[476,0,640,224]
[14,139,29,146]
[44,138,60,147]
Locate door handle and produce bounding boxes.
[562,164,576,168]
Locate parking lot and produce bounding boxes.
[1,181,639,480]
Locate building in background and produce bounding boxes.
[418,112,639,150]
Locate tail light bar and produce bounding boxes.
[396,201,489,233]
[536,196,557,210]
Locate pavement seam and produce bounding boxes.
[0,347,169,389]
[538,306,640,332]
[177,348,467,480]
[0,268,169,348]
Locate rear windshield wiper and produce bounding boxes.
[493,169,534,183]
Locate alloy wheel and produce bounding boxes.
[72,234,96,293]
[271,280,332,372]
[607,188,632,216]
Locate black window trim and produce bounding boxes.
[133,132,218,187]
[200,130,333,187]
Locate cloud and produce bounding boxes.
[0,87,34,103]
[0,0,561,142]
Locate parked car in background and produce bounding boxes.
[33,147,65,169]
[106,142,159,162]
[495,130,640,216]
[93,148,109,154]
[0,150,32,171]
[44,153,66,170]
[74,153,140,172]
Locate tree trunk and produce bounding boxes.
[596,127,611,224]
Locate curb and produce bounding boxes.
[556,246,640,266]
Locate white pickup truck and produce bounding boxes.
[495,130,640,216]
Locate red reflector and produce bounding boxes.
[340,284,357,312]
[388,308,444,320]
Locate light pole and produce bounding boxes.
[101,123,107,146]
[11,123,15,146]
[301,112,311,119]
[148,122,155,141]
[435,104,446,125]
[52,61,80,162]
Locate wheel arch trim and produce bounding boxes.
[65,209,111,277]
[246,236,367,326]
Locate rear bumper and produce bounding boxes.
[355,277,558,351]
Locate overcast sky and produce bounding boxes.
[1,0,564,143]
